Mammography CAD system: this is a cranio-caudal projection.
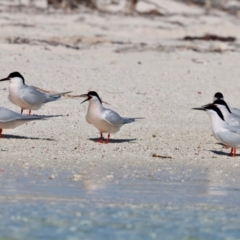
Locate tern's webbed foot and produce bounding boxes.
[94,133,110,144]
[95,139,104,143]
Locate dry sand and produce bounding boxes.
[1,0,240,186]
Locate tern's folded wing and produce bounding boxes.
[216,127,240,146]
[103,109,124,126]
[231,108,240,117]
[20,86,46,106]
[227,125,240,134]
[0,107,43,122]
[228,114,240,126]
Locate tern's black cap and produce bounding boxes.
[88,91,102,104]
[8,72,25,84]
[214,92,224,99]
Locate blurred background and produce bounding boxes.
[1,0,240,55]
[3,0,240,13]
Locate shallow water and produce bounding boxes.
[0,174,240,240]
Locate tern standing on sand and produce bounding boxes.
[193,103,240,157]
[80,91,139,144]
[0,72,72,115]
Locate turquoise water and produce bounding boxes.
[0,176,240,240]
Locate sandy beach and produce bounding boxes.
[1,0,240,238]
[0,0,240,183]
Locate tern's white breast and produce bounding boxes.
[8,80,28,109]
[86,101,120,133]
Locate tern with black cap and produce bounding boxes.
[0,72,72,115]
[193,103,240,157]
[213,92,240,116]
[80,91,140,144]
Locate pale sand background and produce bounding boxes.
[1,0,240,186]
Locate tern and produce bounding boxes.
[213,92,240,116]
[0,107,50,137]
[80,91,139,144]
[0,72,72,115]
[193,103,240,157]
[213,99,240,127]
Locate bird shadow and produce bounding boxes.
[1,134,55,141]
[89,138,137,144]
[31,114,68,118]
[216,142,228,147]
[210,150,240,157]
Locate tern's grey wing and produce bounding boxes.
[231,107,240,117]
[228,114,240,126]
[216,128,240,147]
[20,86,46,106]
[103,109,124,126]
[216,124,240,146]
[0,107,44,122]
[225,124,240,135]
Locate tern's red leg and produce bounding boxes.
[229,148,233,156]
[95,133,104,143]
[105,134,110,144]
[229,148,237,157]
[0,129,2,138]
[233,148,237,157]
[28,110,31,115]
[21,108,23,114]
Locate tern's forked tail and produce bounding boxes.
[43,91,73,103]
[123,117,144,124]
